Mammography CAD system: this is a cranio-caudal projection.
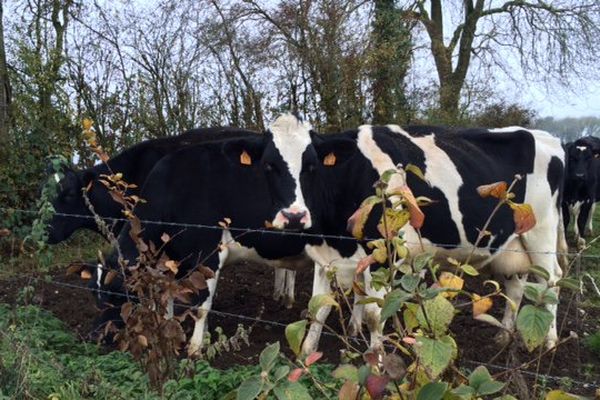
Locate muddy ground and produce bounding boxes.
[1,261,599,395]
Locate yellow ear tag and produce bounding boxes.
[240,150,252,165]
[323,152,336,166]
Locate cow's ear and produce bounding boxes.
[314,138,357,167]
[222,138,265,167]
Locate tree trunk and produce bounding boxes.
[0,0,10,147]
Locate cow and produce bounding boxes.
[47,127,304,308]
[297,125,566,354]
[92,114,317,356]
[562,136,600,246]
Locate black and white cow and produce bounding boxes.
[93,115,316,356]
[562,136,600,246]
[48,126,305,307]
[296,125,566,354]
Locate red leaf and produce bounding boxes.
[397,185,425,229]
[365,375,390,400]
[288,368,304,382]
[510,202,537,234]
[305,351,322,367]
[477,181,508,199]
[356,254,375,275]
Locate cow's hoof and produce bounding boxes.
[577,237,586,249]
[545,337,558,351]
[283,295,294,309]
[494,330,511,346]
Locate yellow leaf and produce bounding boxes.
[80,269,92,280]
[472,294,493,317]
[165,260,179,274]
[477,181,508,199]
[240,150,252,165]
[82,118,94,130]
[545,390,579,400]
[509,202,537,234]
[438,272,464,299]
[323,152,336,166]
[393,185,424,229]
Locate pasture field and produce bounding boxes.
[1,214,600,398]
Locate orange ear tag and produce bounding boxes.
[323,152,336,166]
[240,150,252,165]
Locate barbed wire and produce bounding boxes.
[0,271,598,389]
[2,206,600,259]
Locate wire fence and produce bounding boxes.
[3,206,600,259]
[0,271,598,390]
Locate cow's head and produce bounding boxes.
[46,166,97,244]
[263,113,315,230]
[566,143,595,182]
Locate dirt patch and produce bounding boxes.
[1,263,599,395]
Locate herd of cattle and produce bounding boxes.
[44,113,599,357]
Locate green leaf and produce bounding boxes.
[358,365,370,386]
[478,380,506,396]
[460,264,479,276]
[556,278,580,291]
[451,385,476,397]
[468,366,505,395]
[273,365,290,382]
[523,282,546,303]
[403,303,419,332]
[541,288,559,305]
[259,342,280,372]
[416,295,454,336]
[332,364,358,382]
[237,376,263,400]
[380,289,411,323]
[308,294,339,318]
[381,169,397,183]
[273,382,312,400]
[413,252,433,272]
[405,163,428,182]
[285,320,307,357]
[529,265,550,281]
[415,336,454,378]
[400,274,420,292]
[417,382,448,400]
[516,304,553,352]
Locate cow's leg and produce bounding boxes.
[562,202,570,236]
[301,261,332,356]
[571,202,584,247]
[497,273,528,345]
[577,200,592,242]
[188,233,230,357]
[273,268,286,303]
[584,201,596,237]
[362,267,385,352]
[283,269,296,309]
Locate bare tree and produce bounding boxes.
[0,0,10,146]
[405,0,600,123]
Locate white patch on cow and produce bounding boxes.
[53,173,61,183]
[269,113,313,229]
[356,125,397,174]
[577,146,588,152]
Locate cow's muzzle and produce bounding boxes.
[272,206,312,230]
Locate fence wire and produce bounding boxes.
[0,271,598,390]
[3,206,600,259]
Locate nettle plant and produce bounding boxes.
[237,168,577,399]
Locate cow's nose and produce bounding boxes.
[282,210,307,229]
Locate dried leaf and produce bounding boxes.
[338,380,360,400]
[137,334,148,347]
[160,233,170,243]
[323,152,336,166]
[397,185,425,229]
[472,294,493,317]
[66,263,84,275]
[82,118,94,130]
[366,375,390,400]
[509,202,537,234]
[165,260,179,274]
[80,269,92,280]
[189,271,208,291]
[356,254,375,275]
[477,181,508,199]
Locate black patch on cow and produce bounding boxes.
[432,128,535,250]
[547,156,563,196]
